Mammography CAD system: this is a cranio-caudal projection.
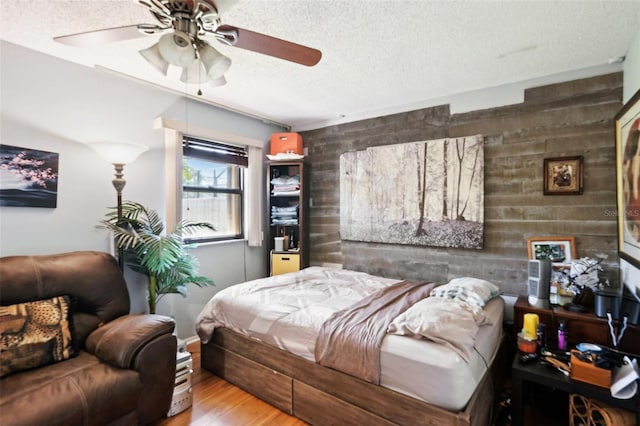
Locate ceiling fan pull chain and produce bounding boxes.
[196,42,203,96]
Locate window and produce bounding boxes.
[182,136,247,243]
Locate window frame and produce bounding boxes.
[181,136,247,244]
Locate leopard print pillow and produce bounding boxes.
[0,295,76,377]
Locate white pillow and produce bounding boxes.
[388,297,479,361]
[430,277,501,312]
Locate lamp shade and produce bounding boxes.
[89,141,149,165]
[158,32,196,67]
[199,42,231,80]
[180,63,228,86]
[210,75,227,87]
[180,59,208,84]
[139,42,170,75]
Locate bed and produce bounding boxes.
[196,267,506,426]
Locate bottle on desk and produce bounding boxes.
[537,323,547,353]
[558,321,568,350]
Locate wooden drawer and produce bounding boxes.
[272,252,300,275]
[201,343,293,414]
[293,380,396,426]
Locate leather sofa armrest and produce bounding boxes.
[86,314,175,368]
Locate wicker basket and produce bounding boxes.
[569,394,635,426]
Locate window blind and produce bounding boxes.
[183,136,248,167]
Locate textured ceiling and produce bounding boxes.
[1,1,639,131]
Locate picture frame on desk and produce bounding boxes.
[616,88,640,269]
[527,236,576,264]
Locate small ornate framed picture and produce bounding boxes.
[543,156,583,195]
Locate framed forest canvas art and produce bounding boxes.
[340,135,484,249]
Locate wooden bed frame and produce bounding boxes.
[201,327,508,426]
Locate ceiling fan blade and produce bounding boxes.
[54,25,150,47]
[217,25,321,67]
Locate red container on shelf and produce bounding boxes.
[270,133,303,155]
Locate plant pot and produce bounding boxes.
[573,287,595,308]
[563,287,595,313]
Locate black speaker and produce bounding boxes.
[528,259,551,307]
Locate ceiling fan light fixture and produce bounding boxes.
[180,60,228,87]
[180,59,207,84]
[139,42,169,75]
[158,31,196,67]
[210,75,227,87]
[199,42,231,80]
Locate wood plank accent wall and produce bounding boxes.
[300,73,623,296]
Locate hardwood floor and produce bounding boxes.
[153,341,307,426]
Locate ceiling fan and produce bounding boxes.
[54,0,322,87]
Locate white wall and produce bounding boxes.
[157,239,267,338]
[624,28,640,103]
[0,41,284,338]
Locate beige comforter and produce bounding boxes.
[196,267,404,361]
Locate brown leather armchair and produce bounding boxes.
[0,251,177,426]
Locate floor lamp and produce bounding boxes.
[90,141,149,267]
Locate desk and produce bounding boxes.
[513,295,640,354]
[511,355,640,426]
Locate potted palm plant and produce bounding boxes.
[99,200,215,313]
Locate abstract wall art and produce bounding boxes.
[0,144,59,208]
